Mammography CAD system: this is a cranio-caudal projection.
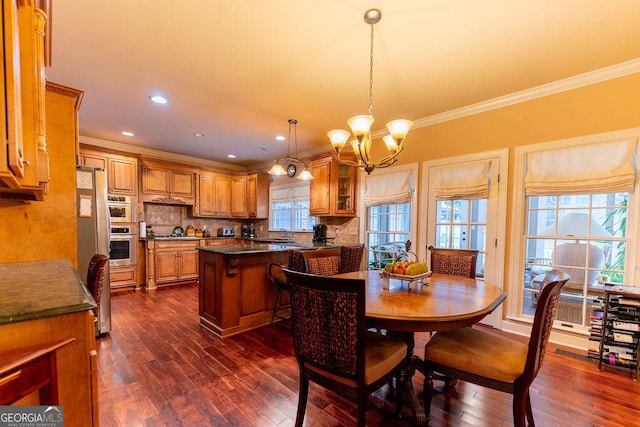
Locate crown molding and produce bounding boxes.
[377,59,640,134]
[79,135,247,172]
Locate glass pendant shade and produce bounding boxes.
[350,139,361,158]
[297,168,313,180]
[383,134,399,155]
[268,163,287,175]
[347,115,374,138]
[327,129,351,154]
[386,119,413,142]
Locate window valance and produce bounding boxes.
[524,138,637,196]
[431,160,491,200]
[363,169,412,206]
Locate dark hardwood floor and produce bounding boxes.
[97,283,640,426]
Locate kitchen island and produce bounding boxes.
[198,244,307,337]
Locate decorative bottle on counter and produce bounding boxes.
[186,223,196,237]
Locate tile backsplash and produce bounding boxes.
[141,203,359,244]
[143,204,269,237]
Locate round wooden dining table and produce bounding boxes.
[333,270,507,426]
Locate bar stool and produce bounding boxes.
[269,263,290,324]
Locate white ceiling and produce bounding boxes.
[46,1,640,169]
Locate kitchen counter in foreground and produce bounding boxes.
[0,259,95,325]
[0,259,98,425]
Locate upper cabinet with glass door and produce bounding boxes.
[310,155,357,217]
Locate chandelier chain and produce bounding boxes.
[368,20,374,116]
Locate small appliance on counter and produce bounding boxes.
[312,224,335,244]
[241,224,252,237]
[218,227,234,237]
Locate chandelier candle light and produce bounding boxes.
[327,8,413,174]
[268,119,313,180]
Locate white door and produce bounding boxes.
[420,149,508,328]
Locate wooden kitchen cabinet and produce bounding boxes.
[194,173,216,216]
[78,152,107,170]
[146,240,199,289]
[193,172,231,217]
[310,155,357,217]
[141,161,195,204]
[78,150,138,195]
[107,156,137,195]
[110,265,138,291]
[214,173,231,217]
[0,0,50,201]
[247,172,270,218]
[231,175,248,217]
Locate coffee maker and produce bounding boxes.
[241,224,254,238]
[313,224,334,244]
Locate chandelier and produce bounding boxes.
[327,8,413,174]
[268,119,313,180]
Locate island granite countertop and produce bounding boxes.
[198,243,311,255]
[0,259,96,325]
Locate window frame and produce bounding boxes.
[507,128,640,345]
[421,149,508,329]
[268,181,316,232]
[359,163,419,266]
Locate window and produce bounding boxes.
[367,203,411,269]
[269,183,316,231]
[508,130,639,338]
[361,164,418,270]
[434,199,487,277]
[523,193,627,326]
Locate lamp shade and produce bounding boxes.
[543,212,612,237]
[327,129,351,154]
[386,119,413,142]
[382,135,398,154]
[268,163,287,176]
[347,115,374,138]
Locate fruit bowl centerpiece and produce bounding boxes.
[380,240,430,290]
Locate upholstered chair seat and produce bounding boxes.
[423,270,570,427]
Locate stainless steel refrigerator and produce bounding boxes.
[76,166,111,336]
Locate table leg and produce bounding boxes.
[386,331,427,426]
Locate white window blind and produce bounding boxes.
[431,160,491,199]
[363,169,412,207]
[524,138,637,196]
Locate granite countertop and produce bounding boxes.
[0,259,96,325]
[198,243,310,255]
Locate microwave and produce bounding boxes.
[107,195,135,223]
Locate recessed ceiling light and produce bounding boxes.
[227,154,236,159]
[121,131,134,137]
[193,132,207,138]
[276,135,286,141]
[149,94,168,104]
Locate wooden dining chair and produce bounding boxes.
[340,244,365,273]
[282,268,409,427]
[428,245,478,278]
[301,247,342,276]
[423,269,570,427]
[86,254,109,324]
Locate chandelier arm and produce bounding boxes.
[334,154,363,168]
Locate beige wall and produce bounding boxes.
[386,72,640,292]
[0,88,79,265]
